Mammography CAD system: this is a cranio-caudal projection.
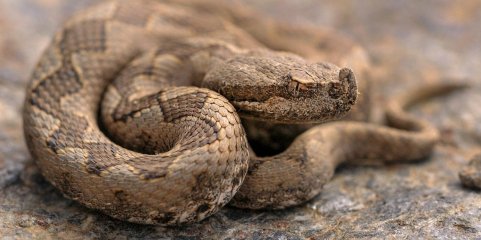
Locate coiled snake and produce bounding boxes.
[23,0,464,225]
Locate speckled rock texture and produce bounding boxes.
[1,0,481,239]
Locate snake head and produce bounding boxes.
[202,51,357,124]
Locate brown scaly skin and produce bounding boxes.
[22,0,462,225]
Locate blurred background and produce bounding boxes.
[1,0,481,239]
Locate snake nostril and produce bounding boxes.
[328,82,342,99]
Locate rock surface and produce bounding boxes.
[1,0,481,239]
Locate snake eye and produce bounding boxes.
[286,73,313,97]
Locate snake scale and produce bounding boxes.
[23,0,466,225]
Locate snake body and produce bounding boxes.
[23,0,457,225]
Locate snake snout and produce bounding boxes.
[328,68,357,105]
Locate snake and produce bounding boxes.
[22,0,465,225]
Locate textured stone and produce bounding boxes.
[1,0,481,239]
